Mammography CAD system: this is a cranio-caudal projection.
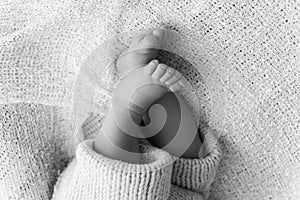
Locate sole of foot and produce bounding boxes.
[116,25,168,75]
[113,60,188,116]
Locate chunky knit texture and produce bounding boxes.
[1,0,300,199]
[52,127,221,200]
[0,102,221,200]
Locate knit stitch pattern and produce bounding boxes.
[0,0,300,200]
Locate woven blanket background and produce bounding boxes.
[0,0,299,199]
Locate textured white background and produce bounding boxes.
[0,0,299,199]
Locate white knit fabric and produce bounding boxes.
[0,103,221,200]
[0,0,300,199]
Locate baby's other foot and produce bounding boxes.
[113,60,188,116]
[116,25,168,75]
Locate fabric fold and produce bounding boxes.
[52,139,174,200]
[170,127,222,199]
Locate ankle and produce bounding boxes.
[111,97,145,125]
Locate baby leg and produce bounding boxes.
[143,91,202,158]
[94,61,188,163]
[115,25,202,159]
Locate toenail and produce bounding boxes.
[175,72,182,78]
[160,64,167,69]
[179,81,186,87]
[152,60,158,64]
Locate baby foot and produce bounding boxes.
[112,60,188,116]
[116,25,168,75]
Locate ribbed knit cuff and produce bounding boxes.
[61,139,174,200]
[170,127,222,199]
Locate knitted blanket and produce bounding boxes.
[0,0,299,199]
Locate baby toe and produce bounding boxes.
[159,67,175,82]
[169,82,184,92]
[153,28,165,43]
[151,64,168,79]
[165,71,182,86]
[169,76,189,92]
[144,60,159,75]
[177,77,189,88]
[130,30,152,48]
[141,35,159,47]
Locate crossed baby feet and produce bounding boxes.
[113,25,188,118]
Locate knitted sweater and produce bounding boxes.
[1,0,300,200]
[0,103,221,200]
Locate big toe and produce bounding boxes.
[139,26,167,48]
[143,59,160,75]
[152,28,166,44]
[141,35,160,47]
